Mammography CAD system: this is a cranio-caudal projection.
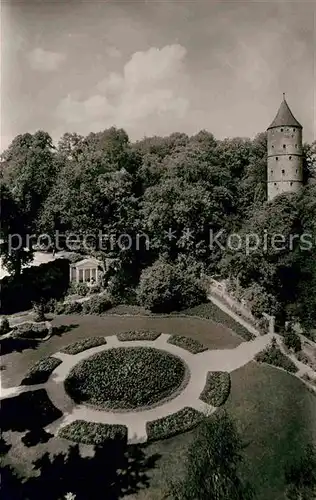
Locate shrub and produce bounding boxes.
[12,322,49,339]
[21,357,62,385]
[64,347,187,410]
[283,330,302,352]
[44,298,58,313]
[60,337,107,355]
[68,282,89,297]
[58,420,128,445]
[137,258,207,313]
[167,335,208,354]
[117,330,162,341]
[32,300,46,322]
[199,371,231,406]
[146,407,204,442]
[255,338,298,373]
[55,301,83,315]
[0,317,10,335]
[81,294,112,315]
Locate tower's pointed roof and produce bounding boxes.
[268,94,302,129]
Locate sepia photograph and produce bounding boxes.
[1,0,315,499]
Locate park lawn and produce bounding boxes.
[1,312,241,388]
[1,312,315,499]
[140,361,316,500]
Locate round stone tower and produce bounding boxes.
[267,94,303,201]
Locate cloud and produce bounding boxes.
[27,48,66,72]
[105,46,122,58]
[56,44,189,135]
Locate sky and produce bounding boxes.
[1,0,315,151]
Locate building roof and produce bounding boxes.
[267,95,302,129]
[70,257,103,268]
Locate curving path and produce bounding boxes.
[0,332,277,444]
[1,329,314,444]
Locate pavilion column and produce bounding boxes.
[76,267,79,283]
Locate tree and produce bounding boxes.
[137,257,206,313]
[285,444,316,500]
[168,410,254,500]
[0,181,33,275]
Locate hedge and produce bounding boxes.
[117,330,162,342]
[199,371,231,406]
[146,407,205,442]
[21,357,62,385]
[167,335,208,354]
[60,337,107,355]
[0,258,69,315]
[255,339,298,373]
[58,420,128,445]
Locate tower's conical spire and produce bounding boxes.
[268,95,302,129]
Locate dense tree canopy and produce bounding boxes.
[1,126,315,329]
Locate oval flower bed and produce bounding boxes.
[64,346,189,410]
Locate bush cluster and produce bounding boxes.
[61,337,107,355]
[255,338,298,373]
[64,347,186,410]
[68,282,90,297]
[12,322,49,340]
[199,371,231,406]
[167,335,208,354]
[82,294,112,314]
[116,330,162,342]
[58,420,128,445]
[146,407,205,442]
[137,258,207,313]
[21,357,62,385]
[54,301,83,315]
[283,330,302,352]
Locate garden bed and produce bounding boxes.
[167,335,208,354]
[21,357,62,385]
[60,337,107,355]
[58,420,128,445]
[64,346,188,410]
[199,371,231,406]
[255,340,298,373]
[146,407,205,442]
[116,330,162,341]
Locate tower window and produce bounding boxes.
[289,156,292,160]
[296,169,298,173]
[272,145,274,148]
[282,170,285,174]
[293,128,295,132]
[281,128,284,132]
[271,170,273,174]
[276,157,279,161]
[290,182,293,186]
[274,183,277,186]
[295,144,298,148]
[283,144,286,149]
